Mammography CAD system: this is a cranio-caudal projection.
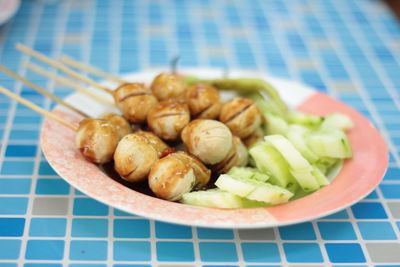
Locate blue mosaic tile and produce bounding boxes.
[70,241,107,261]
[73,198,109,216]
[279,222,316,240]
[0,178,31,194]
[199,242,238,262]
[380,184,400,199]
[241,243,280,263]
[0,240,21,259]
[0,197,28,215]
[0,218,25,237]
[5,145,37,157]
[357,221,397,240]
[155,221,192,239]
[35,178,70,195]
[318,222,357,240]
[325,243,366,263]
[351,202,388,219]
[114,219,149,238]
[29,218,66,237]
[157,241,194,262]
[1,161,34,175]
[72,218,108,238]
[322,209,349,219]
[114,241,151,261]
[197,227,234,239]
[25,240,64,260]
[283,243,323,263]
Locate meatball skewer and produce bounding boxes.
[1,64,132,140]
[0,64,89,118]
[25,62,114,106]
[0,86,119,164]
[16,43,158,124]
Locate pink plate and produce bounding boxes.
[40,69,388,228]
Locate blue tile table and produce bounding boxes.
[0,0,399,266]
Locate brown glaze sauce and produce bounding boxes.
[99,160,218,198]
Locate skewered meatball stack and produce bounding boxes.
[76,73,263,202]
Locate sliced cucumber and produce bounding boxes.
[321,113,354,131]
[215,174,293,204]
[228,167,270,182]
[312,165,330,187]
[181,189,244,209]
[288,112,323,128]
[286,125,319,163]
[265,135,313,171]
[289,168,320,192]
[264,113,289,135]
[249,142,295,188]
[307,129,353,159]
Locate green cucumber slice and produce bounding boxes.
[215,174,293,204]
[228,167,270,182]
[249,142,295,188]
[307,129,353,159]
[181,189,244,209]
[321,113,354,131]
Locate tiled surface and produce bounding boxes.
[0,0,399,266]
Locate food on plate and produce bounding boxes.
[114,133,159,182]
[75,118,120,164]
[134,130,170,157]
[148,152,197,201]
[147,99,190,140]
[99,112,132,139]
[219,97,262,138]
[242,127,264,148]
[4,43,356,210]
[181,119,233,165]
[184,83,222,119]
[171,151,211,189]
[211,136,248,174]
[113,83,158,124]
[150,73,186,100]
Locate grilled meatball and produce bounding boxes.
[219,97,262,138]
[75,118,119,164]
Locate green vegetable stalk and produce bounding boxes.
[183,76,289,117]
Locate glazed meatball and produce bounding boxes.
[134,130,170,157]
[75,118,119,164]
[242,127,264,148]
[147,100,190,141]
[219,97,262,138]
[150,73,186,101]
[184,83,221,119]
[99,112,132,139]
[181,119,232,165]
[172,151,211,189]
[114,133,158,182]
[148,153,196,201]
[212,136,248,174]
[113,83,158,124]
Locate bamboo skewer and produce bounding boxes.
[15,43,113,95]
[0,65,90,118]
[60,55,126,84]
[25,63,114,106]
[0,86,77,131]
